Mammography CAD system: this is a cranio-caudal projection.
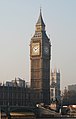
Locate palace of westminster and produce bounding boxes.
[0,10,60,106]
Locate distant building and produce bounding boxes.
[68,84,76,91]
[68,84,76,105]
[50,69,60,101]
[62,85,76,105]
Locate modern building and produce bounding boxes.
[68,84,76,91]
[62,85,76,105]
[68,84,76,105]
[30,9,51,105]
[50,69,60,101]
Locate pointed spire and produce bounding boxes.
[36,8,45,27]
[40,6,42,15]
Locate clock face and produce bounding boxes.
[44,46,49,54]
[32,42,40,56]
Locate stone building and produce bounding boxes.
[50,69,60,102]
[30,9,51,105]
[0,85,43,106]
[6,77,25,87]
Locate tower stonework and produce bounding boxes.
[30,10,51,105]
[50,69,60,101]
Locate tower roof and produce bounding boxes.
[36,9,45,26]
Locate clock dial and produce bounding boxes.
[32,42,40,56]
[44,46,49,54]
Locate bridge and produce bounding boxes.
[0,105,61,119]
[0,105,37,119]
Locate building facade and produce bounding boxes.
[30,10,51,105]
[0,85,30,106]
[50,69,60,101]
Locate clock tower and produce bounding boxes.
[30,10,51,104]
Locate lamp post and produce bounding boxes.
[60,95,63,116]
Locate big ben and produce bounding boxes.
[30,10,51,105]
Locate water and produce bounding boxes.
[37,118,76,119]
[1,112,76,119]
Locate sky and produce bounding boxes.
[0,0,76,90]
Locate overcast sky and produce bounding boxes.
[0,0,76,90]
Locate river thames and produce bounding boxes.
[36,118,76,119]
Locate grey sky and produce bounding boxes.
[0,0,76,90]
